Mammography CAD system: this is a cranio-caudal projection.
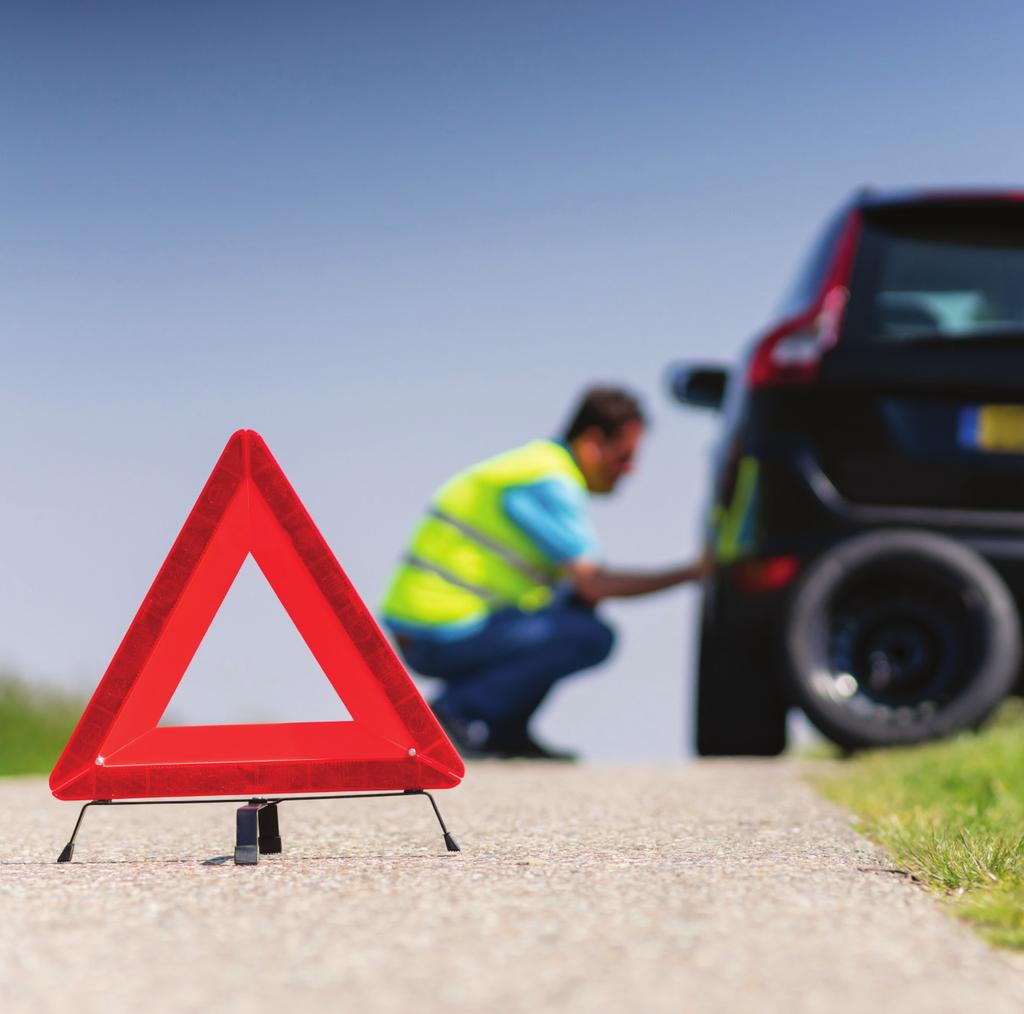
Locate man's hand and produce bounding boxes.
[564,552,712,604]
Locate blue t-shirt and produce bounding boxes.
[501,477,600,563]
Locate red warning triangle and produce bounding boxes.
[50,430,464,801]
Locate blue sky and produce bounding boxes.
[4,2,1022,758]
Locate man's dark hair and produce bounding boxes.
[561,386,647,442]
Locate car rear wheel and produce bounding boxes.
[784,529,1020,750]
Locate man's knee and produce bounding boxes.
[578,614,616,667]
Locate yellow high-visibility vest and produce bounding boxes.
[381,440,586,631]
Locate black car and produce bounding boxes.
[671,188,1024,755]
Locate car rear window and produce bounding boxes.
[842,201,1024,343]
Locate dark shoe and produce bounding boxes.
[494,729,579,762]
[431,704,503,759]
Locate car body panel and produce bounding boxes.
[678,187,1024,752]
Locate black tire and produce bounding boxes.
[695,625,788,756]
[784,529,1021,750]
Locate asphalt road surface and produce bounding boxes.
[3,760,1023,1014]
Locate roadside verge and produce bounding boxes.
[813,700,1024,948]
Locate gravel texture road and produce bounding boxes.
[3,759,1023,1014]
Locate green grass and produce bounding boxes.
[815,700,1024,948]
[0,673,84,776]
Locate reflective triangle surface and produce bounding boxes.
[50,430,463,800]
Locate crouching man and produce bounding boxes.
[380,386,706,759]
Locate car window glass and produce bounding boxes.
[843,203,1024,343]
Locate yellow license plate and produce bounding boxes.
[976,405,1024,453]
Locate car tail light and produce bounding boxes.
[748,213,862,389]
[729,554,800,594]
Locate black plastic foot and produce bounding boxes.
[443,832,461,853]
[57,843,75,863]
[234,802,262,865]
[234,844,258,865]
[258,802,282,855]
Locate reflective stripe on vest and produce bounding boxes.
[402,553,504,605]
[426,506,553,586]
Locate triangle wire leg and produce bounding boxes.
[411,790,461,852]
[56,800,111,863]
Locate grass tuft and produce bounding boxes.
[815,699,1024,948]
[0,673,84,776]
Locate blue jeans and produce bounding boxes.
[398,592,615,744]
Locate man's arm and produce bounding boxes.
[502,477,710,603]
[564,555,710,604]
